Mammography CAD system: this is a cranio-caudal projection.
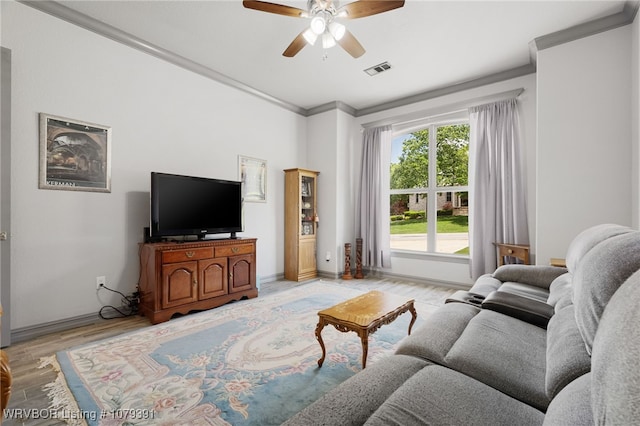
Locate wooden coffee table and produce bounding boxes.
[315,290,417,369]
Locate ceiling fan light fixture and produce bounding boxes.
[329,22,345,41]
[310,16,326,35]
[244,0,405,58]
[303,28,318,45]
[322,32,336,49]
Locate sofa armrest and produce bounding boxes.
[481,291,555,328]
[492,264,568,290]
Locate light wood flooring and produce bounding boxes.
[2,277,458,425]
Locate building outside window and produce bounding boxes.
[390,121,469,255]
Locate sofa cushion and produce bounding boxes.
[573,231,640,354]
[591,269,640,424]
[365,364,544,426]
[545,305,590,399]
[492,264,568,290]
[282,354,430,426]
[444,310,549,410]
[542,373,593,426]
[395,302,480,364]
[565,223,633,273]
[497,282,550,302]
[546,273,572,310]
[469,273,502,297]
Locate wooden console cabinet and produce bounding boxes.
[139,238,257,324]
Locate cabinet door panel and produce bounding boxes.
[229,254,255,293]
[299,239,317,275]
[162,261,198,309]
[199,258,228,299]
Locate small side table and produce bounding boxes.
[494,242,530,266]
[550,258,567,268]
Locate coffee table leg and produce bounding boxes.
[360,331,369,369]
[316,319,327,367]
[408,303,417,335]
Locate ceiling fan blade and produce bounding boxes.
[243,1,307,18]
[283,31,308,57]
[337,29,365,58]
[340,0,405,19]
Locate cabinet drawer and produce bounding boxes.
[162,247,213,263]
[215,244,254,257]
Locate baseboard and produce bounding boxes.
[258,272,285,284]
[318,270,341,280]
[10,272,466,344]
[11,312,103,344]
[11,274,284,343]
[318,268,470,290]
[375,271,471,291]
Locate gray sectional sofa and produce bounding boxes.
[285,224,640,425]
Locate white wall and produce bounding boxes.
[536,26,633,263]
[305,108,357,278]
[336,110,358,273]
[307,110,339,275]
[2,1,306,329]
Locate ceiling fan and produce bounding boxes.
[243,0,405,58]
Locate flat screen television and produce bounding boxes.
[150,172,243,240]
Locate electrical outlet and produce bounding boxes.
[96,276,106,289]
[325,251,331,262]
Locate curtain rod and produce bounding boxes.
[361,88,524,130]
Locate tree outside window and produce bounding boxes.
[390,123,469,255]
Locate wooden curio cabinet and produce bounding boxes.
[284,168,319,281]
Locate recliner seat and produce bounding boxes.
[284,224,640,425]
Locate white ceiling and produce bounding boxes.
[49,0,627,113]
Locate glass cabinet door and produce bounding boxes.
[300,175,315,236]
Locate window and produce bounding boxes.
[390,121,469,255]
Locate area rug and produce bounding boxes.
[41,280,439,425]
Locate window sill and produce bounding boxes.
[391,249,470,264]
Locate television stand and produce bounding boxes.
[230,232,237,239]
[139,238,257,324]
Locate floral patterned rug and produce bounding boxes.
[41,280,438,425]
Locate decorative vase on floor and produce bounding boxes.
[342,243,353,280]
[355,238,364,279]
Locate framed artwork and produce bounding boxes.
[39,113,112,192]
[238,155,267,203]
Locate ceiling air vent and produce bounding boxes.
[364,61,392,76]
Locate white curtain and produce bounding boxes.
[357,125,392,268]
[469,98,529,280]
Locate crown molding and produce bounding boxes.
[18,0,308,116]
[529,0,638,65]
[306,101,357,117]
[19,0,638,119]
[355,64,534,118]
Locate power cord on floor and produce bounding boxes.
[98,284,140,319]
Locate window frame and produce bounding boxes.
[390,113,470,257]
